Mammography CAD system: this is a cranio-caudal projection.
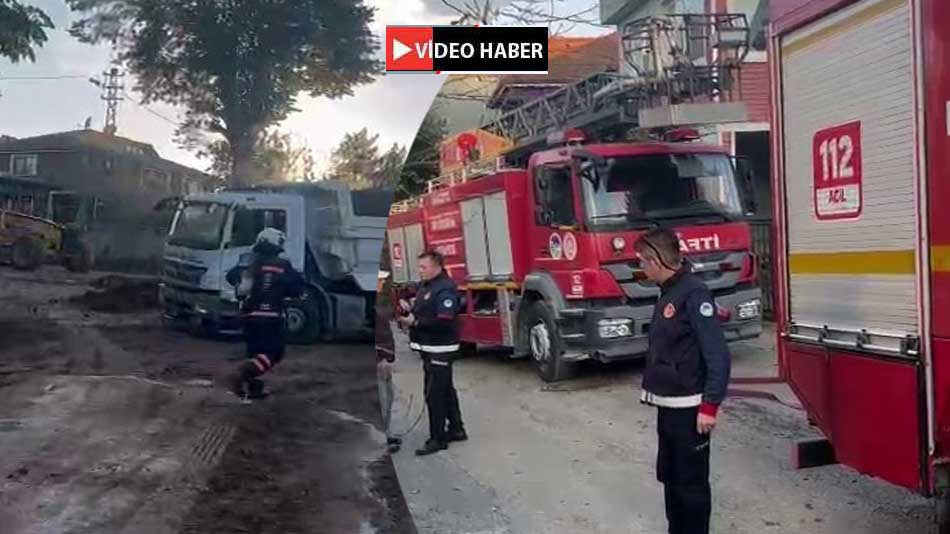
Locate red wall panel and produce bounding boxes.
[827,352,922,492]
[786,343,830,432]
[924,0,950,337]
[932,339,950,461]
[785,342,923,491]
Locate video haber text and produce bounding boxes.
[415,41,544,59]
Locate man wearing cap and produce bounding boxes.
[634,226,731,534]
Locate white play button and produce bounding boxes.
[392,38,412,61]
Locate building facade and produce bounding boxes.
[0,129,215,270]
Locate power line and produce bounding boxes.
[121,90,179,126]
[0,74,89,80]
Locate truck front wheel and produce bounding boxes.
[285,293,321,344]
[522,300,576,383]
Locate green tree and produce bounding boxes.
[376,143,407,188]
[255,130,317,183]
[0,0,53,63]
[396,106,448,200]
[330,129,406,190]
[185,128,316,184]
[66,0,379,187]
[331,128,380,190]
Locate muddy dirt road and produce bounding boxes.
[0,267,415,534]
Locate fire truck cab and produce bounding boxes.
[388,132,763,381]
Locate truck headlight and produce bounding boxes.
[598,318,633,339]
[736,299,761,320]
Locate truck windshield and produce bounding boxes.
[168,201,228,250]
[582,153,743,229]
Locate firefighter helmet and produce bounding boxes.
[256,227,286,249]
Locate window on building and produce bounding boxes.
[728,0,767,53]
[230,208,288,248]
[143,168,171,192]
[50,192,82,225]
[11,154,38,176]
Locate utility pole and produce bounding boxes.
[99,67,124,136]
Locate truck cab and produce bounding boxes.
[161,182,390,343]
[159,191,312,339]
[519,139,763,379]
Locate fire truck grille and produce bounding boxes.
[603,251,746,300]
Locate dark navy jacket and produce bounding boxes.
[641,268,731,415]
[408,271,461,354]
[226,243,305,320]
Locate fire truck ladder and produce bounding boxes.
[481,13,750,164]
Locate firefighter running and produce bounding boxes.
[397,250,467,456]
[635,227,732,534]
[226,227,305,400]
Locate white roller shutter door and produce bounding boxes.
[780,0,919,353]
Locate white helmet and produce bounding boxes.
[256,227,286,249]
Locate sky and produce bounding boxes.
[0,0,606,174]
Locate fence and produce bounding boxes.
[749,220,774,320]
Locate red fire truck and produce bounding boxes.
[387,14,764,382]
[769,0,950,526]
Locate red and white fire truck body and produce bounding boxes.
[770,0,950,515]
[388,136,763,381]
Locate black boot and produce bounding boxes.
[247,378,268,399]
[415,440,448,456]
[447,429,468,442]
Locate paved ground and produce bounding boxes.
[0,266,415,534]
[389,323,935,534]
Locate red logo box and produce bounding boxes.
[386,26,434,71]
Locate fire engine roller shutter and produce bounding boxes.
[403,223,425,282]
[389,223,425,284]
[781,0,918,355]
[461,192,514,281]
[387,228,408,283]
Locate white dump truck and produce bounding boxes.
[159,180,392,342]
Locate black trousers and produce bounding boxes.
[656,406,711,534]
[233,317,285,395]
[422,352,464,443]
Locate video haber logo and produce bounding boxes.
[386,26,433,71]
[386,25,548,74]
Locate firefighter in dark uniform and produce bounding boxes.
[226,227,305,400]
[397,250,467,456]
[634,227,731,534]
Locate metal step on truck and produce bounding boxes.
[159,180,392,343]
[386,12,764,382]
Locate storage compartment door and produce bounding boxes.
[484,191,514,280]
[403,223,425,282]
[781,0,918,355]
[461,197,490,280]
[387,227,408,284]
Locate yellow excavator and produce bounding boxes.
[0,209,92,272]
